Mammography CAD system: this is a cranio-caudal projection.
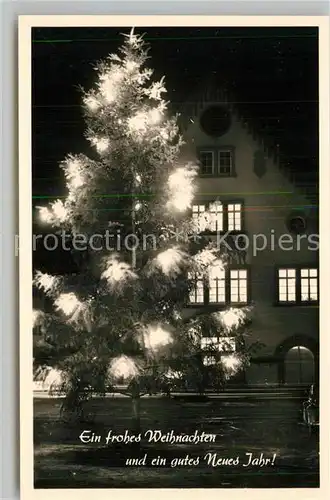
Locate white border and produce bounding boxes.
[18,14,329,500]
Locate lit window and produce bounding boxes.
[201,337,218,349]
[203,356,216,366]
[230,269,248,303]
[228,203,242,231]
[218,337,236,352]
[209,265,226,304]
[218,150,233,175]
[201,337,236,352]
[188,272,204,304]
[209,201,223,232]
[199,151,214,175]
[192,204,207,232]
[301,268,318,302]
[278,268,296,302]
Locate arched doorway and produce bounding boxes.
[284,346,314,385]
[275,335,318,385]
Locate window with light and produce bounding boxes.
[301,268,318,302]
[192,204,207,232]
[278,268,296,302]
[228,203,242,231]
[209,201,223,232]
[209,266,226,304]
[188,272,204,304]
[230,269,248,303]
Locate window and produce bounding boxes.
[301,268,318,302]
[191,200,242,233]
[201,337,236,352]
[286,214,307,235]
[228,203,242,231]
[189,267,249,306]
[277,267,318,304]
[278,269,297,302]
[188,272,204,304]
[200,105,232,137]
[198,147,235,177]
[202,336,236,366]
[218,337,236,352]
[209,266,226,304]
[209,201,223,232]
[230,269,248,304]
[218,150,233,175]
[192,204,207,232]
[199,151,214,175]
[203,356,216,366]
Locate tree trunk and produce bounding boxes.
[131,395,141,432]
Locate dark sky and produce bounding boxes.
[32,26,319,272]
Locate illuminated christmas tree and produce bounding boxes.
[33,29,252,425]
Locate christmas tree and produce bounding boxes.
[33,29,252,425]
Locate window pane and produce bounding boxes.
[309,269,318,277]
[200,151,214,174]
[279,269,287,277]
[218,337,236,352]
[287,269,296,278]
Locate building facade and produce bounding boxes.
[179,87,319,387]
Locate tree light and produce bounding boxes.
[34,271,60,295]
[148,107,163,125]
[51,200,68,223]
[126,59,139,72]
[65,158,84,189]
[55,292,82,317]
[89,135,110,154]
[193,248,220,272]
[99,67,124,104]
[167,164,198,212]
[101,254,138,289]
[84,95,100,112]
[128,111,148,134]
[153,246,187,277]
[109,355,140,379]
[37,206,53,224]
[222,354,242,377]
[214,308,246,333]
[143,324,172,350]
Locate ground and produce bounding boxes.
[34,394,319,488]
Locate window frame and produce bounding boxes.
[198,149,215,176]
[190,199,244,235]
[187,266,251,308]
[197,146,236,178]
[275,266,319,306]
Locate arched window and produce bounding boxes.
[284,346,314,385]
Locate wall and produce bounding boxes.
[182,102,319,385]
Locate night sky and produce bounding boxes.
[32,26,319,272]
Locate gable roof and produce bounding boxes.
[170,75,318,205]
